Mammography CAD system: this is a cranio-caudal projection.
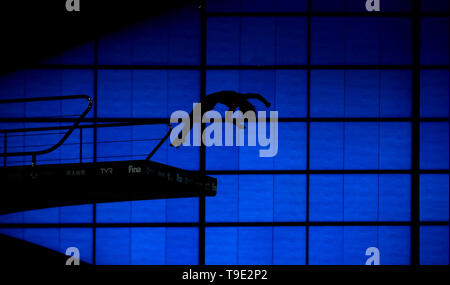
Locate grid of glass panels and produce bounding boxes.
[0,0,448,265]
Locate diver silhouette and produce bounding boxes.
[172,90,271,147]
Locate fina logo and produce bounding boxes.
[365,0,380,12]
[128,165,142,174]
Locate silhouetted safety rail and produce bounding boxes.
[0,95,92,165]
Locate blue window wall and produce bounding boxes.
[311,17,412,65]
[1,0,449,266]
[417,2,449,265]
[206,226,306,265]
[309,226,410,265]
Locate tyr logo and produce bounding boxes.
[100,168,113,175]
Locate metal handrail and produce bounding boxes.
[145,124,172,161]
[0,95,92,161]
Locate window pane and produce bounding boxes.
[343,226,378,265]
[60,228,93,264]
[421,17,450,65]
[420,70,449,118]
[42,42,94,65]
[311,174,410,222]
[380,18,412,65]
[98,5,200,65]
[205,227,238,265]
[345,70,379,117]
[420,174,449,221]
[311,70,413,118]
[207,174,306,223]
[345,18,380,65]
[276,17,307,65]
[274,175,306,221]
[207,0,307,13]
[420,122,449,169]
[166,227,198,265]
[310,175,343,221]
[239,175,273,222]
[380,122,411,169]
[275,70,307,118]
[60,205,93,223]
[207,17,240,65]
[310,226,410,265]
[421,0,450,12]
[241,17,276,65]
[310,123,344,170]
[344,123,378,169]
[96,228,130,265]
[238,227,273,265]
[309,226,343,265]
[23,228,60,252]
[97,202,131,223]
[312,18,411,65]
[131,228,165,265]
[380,70,412,117]
[206,175,238,222]
[312,0,412,12]
[311,17,345,64]
[273,226,306,265]
[343,175,378,221]
[378,226,410,265]
[131,200,167,223]
[379,175,410,221]
[166,198,199,223]
[420,226,449,265]
[311,122,411,170]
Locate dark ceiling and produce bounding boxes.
[0,0,195,74]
